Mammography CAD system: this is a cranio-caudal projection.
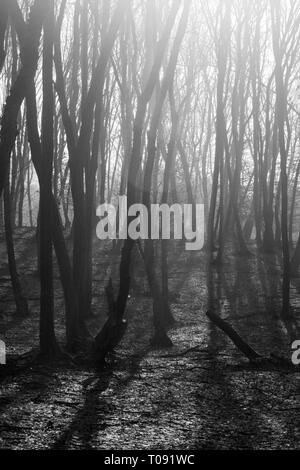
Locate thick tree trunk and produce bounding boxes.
[39,0,58,358]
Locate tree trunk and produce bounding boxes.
[272,1,290,317]
[0,0,45,196]
[39,0,58,357]
[4,162,29,317]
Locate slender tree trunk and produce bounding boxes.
[207,1,230,259]
[0,0,8,72]
[272,1,290,317]
[26,81,80,350]
[4,162,29,317]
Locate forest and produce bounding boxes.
[0,0,299,451]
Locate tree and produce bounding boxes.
[271,0,290,317]
[0,0,45,196]
[39,0,58,358]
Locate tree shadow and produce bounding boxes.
[51,346,151,450]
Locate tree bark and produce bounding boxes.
[4,161,29,317]
[39,0,58,357]
[0,0,45,196]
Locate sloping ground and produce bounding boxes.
[0,229,299,450]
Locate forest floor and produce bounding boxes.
[0,228,299,450]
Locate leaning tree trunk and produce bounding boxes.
[0,0,45,196]
[116,1,181,320]
[142,2,190,342]
[94,0,181,360]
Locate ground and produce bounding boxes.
[0,228,299,450]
